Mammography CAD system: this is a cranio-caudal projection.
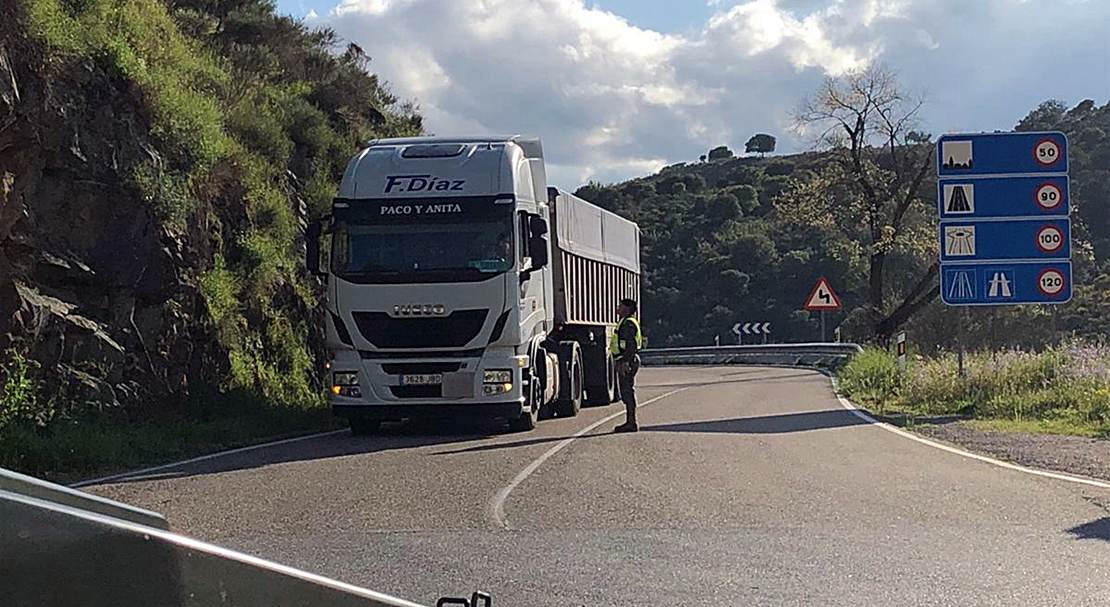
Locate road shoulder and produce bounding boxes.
[910,419,1110,483]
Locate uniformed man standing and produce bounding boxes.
[612,298,642,433]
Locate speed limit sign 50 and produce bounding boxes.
[1033,138,1063,167]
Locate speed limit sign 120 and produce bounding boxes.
[1036,268,1067,297]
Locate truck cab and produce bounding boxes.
[307,136,639,433]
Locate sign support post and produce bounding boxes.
[957,308,968,378]
[804,277,842,342]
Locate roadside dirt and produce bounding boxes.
[910,420,1110,483]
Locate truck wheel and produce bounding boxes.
[555,341,583,417]
[509,356,542,432]
[349,418,381,436]
[586,349,616,407]
[508,406,538,432]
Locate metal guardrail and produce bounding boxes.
[2,466,431,607]
[1,467,169,529]
[640,343,863,370]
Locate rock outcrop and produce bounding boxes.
[0,19,224,413]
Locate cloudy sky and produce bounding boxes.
[283,0,1110,189]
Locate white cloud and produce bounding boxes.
[318,0,1110,188]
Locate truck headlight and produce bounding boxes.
[483,369,513,384]
[482,383,514,396]
[333,371,359,386]
[332,385,362,398]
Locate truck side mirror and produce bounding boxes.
[306,221,325,276]
[528,215,549,270]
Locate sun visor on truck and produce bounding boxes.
[555,192,641,275]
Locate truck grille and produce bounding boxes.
[390,385,442,398]
[352,310,489,349]
[380,362,463,375]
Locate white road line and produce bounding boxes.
[827,376,1110,491]
[70,429,349,488]
[489,386,694,529]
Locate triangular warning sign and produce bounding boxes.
[805,277,842,311]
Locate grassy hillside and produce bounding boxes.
[579,99,1110,350]
[0,0,421,477]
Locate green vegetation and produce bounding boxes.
[1,0,420,477]
[744,133,776,157]
[1,400,340,482]
[0,350,40,431]
[838,345,1110,437]
[581,86,1110,350]
[3,1,1107,476]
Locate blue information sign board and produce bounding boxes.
[938,218,1070,262]
[937,175,1069,219]
[941,262,1072,305]
[937,131,1068,177]
[936,131,1071,306]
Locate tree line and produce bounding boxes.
[578,67,1109,352]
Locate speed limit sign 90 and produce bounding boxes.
[1037,268,1067,297]
[1035,183,1063,210]
[1033,139,1063,167]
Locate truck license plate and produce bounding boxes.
[401,374,442,386]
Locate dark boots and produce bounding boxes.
[615,368,638,432]
[614,399,638,433]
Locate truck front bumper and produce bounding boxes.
[326,347,529,421]
[333,402,525,422]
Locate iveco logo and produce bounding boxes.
[393,304,447,317]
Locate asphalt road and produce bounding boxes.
[88,366,1110,607]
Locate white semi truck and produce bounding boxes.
[306,136,641,433]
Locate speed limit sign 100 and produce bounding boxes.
[1036,225,1065,254]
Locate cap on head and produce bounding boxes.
[619,298,637,314]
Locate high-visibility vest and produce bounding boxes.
[610,316,643,355]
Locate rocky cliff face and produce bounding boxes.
[0,0,422,425]
[0,30,225,414]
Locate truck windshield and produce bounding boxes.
[331,217,515,283]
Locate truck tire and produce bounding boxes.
[585,348,616,407]
[554,341,584,417]
[509,352,543,432]
[508,403,538,432]
[349,418,381,436]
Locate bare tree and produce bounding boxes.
[794,63,937,343]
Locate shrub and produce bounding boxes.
[837,348,902,410]
[765,161,795,177]
[0,349,40,431]
[900,355,966,415]
[843,343,1110,433]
